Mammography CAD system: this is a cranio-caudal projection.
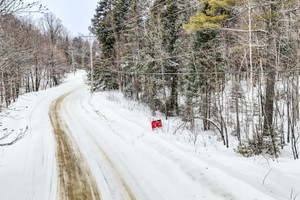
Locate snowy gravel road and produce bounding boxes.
[51,73,276,200]
[49,89,100,200]
[1,71,298,200]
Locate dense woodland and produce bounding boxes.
[1,0,300,159]
[90,0,300,159]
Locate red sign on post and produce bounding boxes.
[151,120,162,130]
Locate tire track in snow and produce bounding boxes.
[85,128,137,200]
[65,96,137,200]
[49,90,101,200]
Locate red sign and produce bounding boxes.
[151,120,162,130]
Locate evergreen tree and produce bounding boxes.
[148,0,181,117]
[91,0,115,58]
[112,0,132,91]
[91,0,118,90]
[122,0,146,100]
[112,0,131,39]
[183,0,225,129]
[183,0,240,31]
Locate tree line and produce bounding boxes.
[0,0,90,110]
[91,0,300,159]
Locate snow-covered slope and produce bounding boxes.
[0,71,299,200]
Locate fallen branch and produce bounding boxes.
[183,116,222,138]
[173,122,187,135]
[262,168,272,184]
[0,129,14,141]
[0,126,28,147]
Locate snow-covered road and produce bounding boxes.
[0,71,299,200]
[49,88,100,199]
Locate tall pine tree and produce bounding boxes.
[149,0,181,118]
[91,0,118,90]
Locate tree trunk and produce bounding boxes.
[263,2,277,137]
[263,71,275,135]
[169,74,178,116]
[235,91,241,144]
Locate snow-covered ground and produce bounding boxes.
[0,71,299,200]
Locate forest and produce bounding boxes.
[1,0,300,159]
[90,0,300,159]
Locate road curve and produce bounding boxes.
[49,90,101,200]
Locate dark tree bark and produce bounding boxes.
[263,2,278,137]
